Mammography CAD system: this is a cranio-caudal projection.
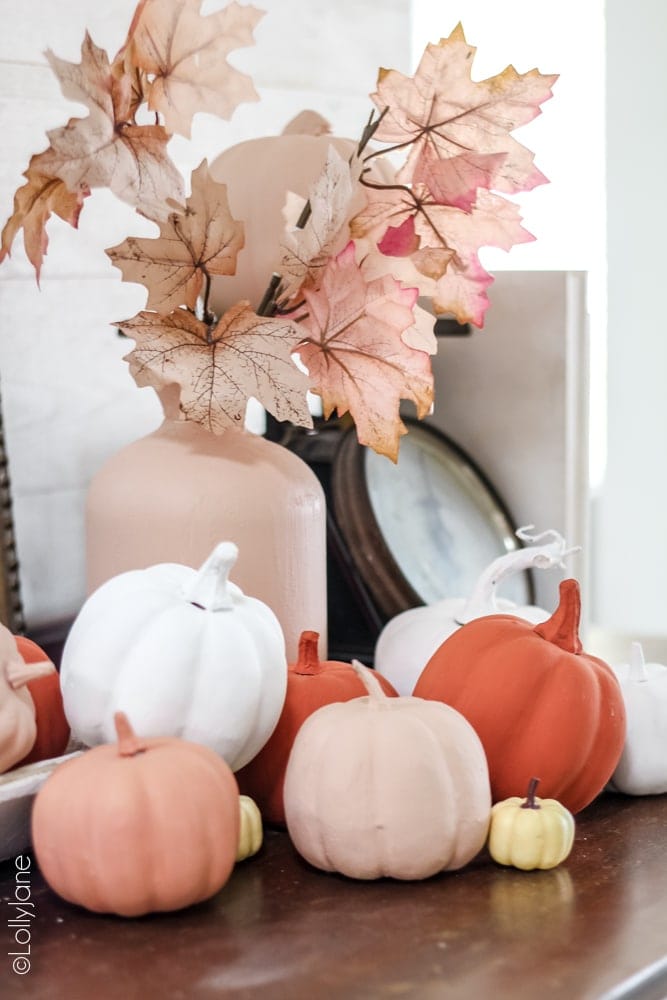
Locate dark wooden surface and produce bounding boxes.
[1,793,667,999]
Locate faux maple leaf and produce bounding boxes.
[39,32,184,221]
[296,242,433,461]
[352,181,533,326]
[106,160,244,314]
[280,146,355,304]
[0,151,89,280]
[371,23,556,194]
[120,303,313,432]
[122,0,263,139]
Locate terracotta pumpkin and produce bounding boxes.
[414,579,626,814]
[237,630,398,825]
[31,712,240,917]
[375,528,574,696]
[12,635,70,767]
[60,541,288,770]
[283,661,491,880]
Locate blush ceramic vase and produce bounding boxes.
[85,393,327,662]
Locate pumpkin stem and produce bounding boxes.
[629,641,648,682]
[351,659,388,702]
[4,656,55,690]
[532,579,582,653]
[187,541,238,612]
[521,777,541,810]
[114,712,148,757]
[295,631,323,674]
[458,527,578,624]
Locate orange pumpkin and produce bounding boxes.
[413,579,626,814]
[237,630,398,825]
[12,635,70,767]
[31,712,240,917]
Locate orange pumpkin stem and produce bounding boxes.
[295,631,323,675]
[533,579,582,654]
[114,712,148,757]
[521,776,541,810]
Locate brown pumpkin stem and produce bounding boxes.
[114,712,148,757]
[521,777,541,810]
[295,631,323,675]
[533,579,582,653]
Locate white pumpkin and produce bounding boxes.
[608,642,667,795]
[60,542,287,771]
[374,528,578,695]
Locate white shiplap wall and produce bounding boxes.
[0,0,412,626]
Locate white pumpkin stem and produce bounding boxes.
[629,641,648,682]
[458,527,580,625]
[351,659,389,702]
[5,656,55,690]
[187,541,238,611]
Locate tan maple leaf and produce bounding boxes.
[39,32,184,220]
[120,303,313,432]
[123,0,263,139]
[371,23,557,193]
[106,160,244,313]
[0,151,89,280]
[296,242,433,462]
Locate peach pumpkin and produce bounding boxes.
[283,661,491,880]
[237,630,397,825]
[31,712,240,917]
[0,625,55,772]
[414,579,626,813]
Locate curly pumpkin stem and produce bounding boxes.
[351,659,389,702]
[295,630,323,675]
[533,579,582,654]
[114,712,148,757]
[521,777,541,809]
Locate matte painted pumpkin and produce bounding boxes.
[12,635,70,767]
[237,630,398,825]
[375,528,575,696]
[31,712,240,917]
[283,661,491,880]
[237,795,263,862]
[488,778,575,870]
[608,642,667,795]
[0,625,55,772]
[60,541,287,770]
[414,579,626,814]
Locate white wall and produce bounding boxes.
[0,0,411,626]
[595,0,667,642]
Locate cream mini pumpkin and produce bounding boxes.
[488,778,575,871]
[237,794,263,862]
[608,642,667,795]
[283,661,491,880]
[375,528,576,695]
[60,541,287,771]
